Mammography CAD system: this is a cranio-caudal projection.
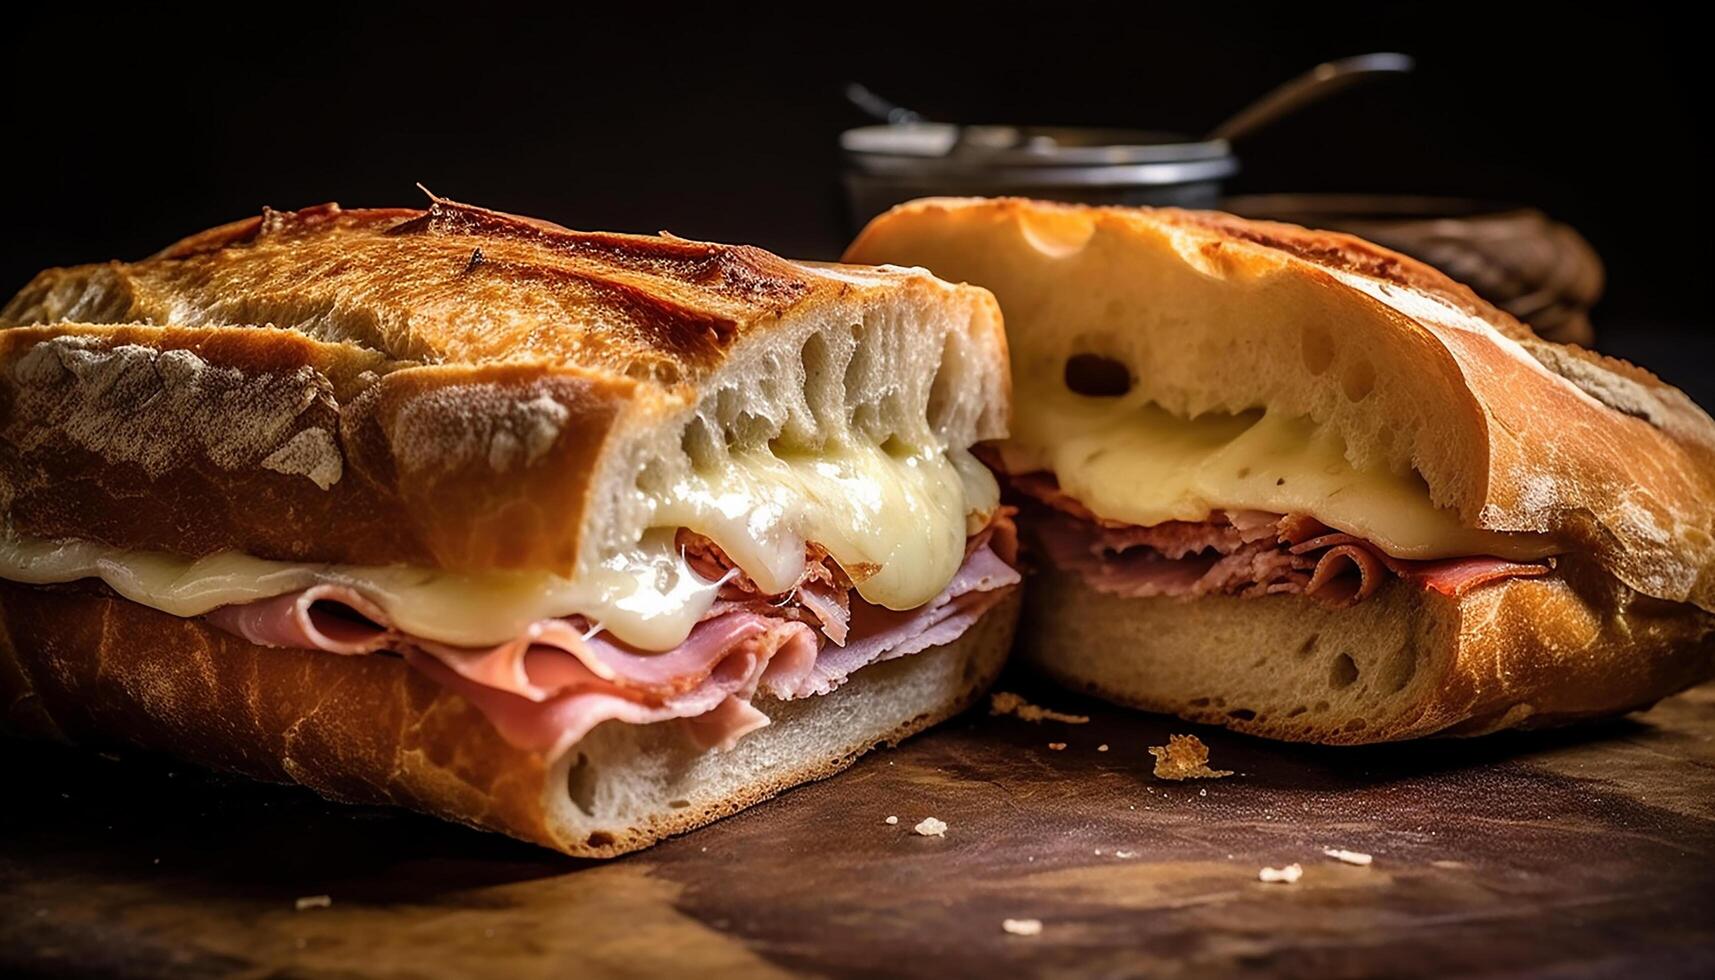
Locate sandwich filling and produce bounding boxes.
[0,448,1019,757]
[993,376,1559,603]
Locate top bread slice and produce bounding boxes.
[0,198,1008,574]
[845,198,1715,615]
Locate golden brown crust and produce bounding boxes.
[0,582,1019,855]
[0,323,631,569]
[23,198,820,373]
[845,197,1715,613]
[0,198,1006,572]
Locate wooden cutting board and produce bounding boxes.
[4,672,1713,978]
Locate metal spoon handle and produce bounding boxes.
[1208,52,1415,143]
[844,83,924,125]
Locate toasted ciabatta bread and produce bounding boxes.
[846,197,1715,743]
[1,199,1008,572]
[0,198,1019,854]
[0,582,1017,856]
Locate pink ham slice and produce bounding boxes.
[204,537,1018,756]
[784,543,1020,698]
[1021,483,1552,607]
[207,591,794,704]
[406,614,818,756]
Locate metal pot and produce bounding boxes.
[841,122,1237,228]
[839,54,1412,229]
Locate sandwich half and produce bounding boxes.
[846,197,1715,743]
[0,198,1020,855]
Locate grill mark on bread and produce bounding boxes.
[19,199,818,374]
[392,198,812,306]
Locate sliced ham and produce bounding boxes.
[1387,554,1553,596]
[205,585,396,656]
[204,517,1019,759]
[1014,470,1552,606]
[678,530,854,643]
[789,543,1021,698]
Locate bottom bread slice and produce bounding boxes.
[1018,562,1715,744]
[0,583,1019,856]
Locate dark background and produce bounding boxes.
[3,5,1709,398]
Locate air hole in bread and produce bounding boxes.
[679,416,723,469]
[1342,359,1376,401]
[1313,700,1330,713]
[1227,708,1257,721]
[1188,697,1212,708]
[843,322,874,427]
[1212,697,1227,708]
[850,402,882,441]
[926,331,962,436]
[585,831,615,848]
[1373,423,1396,451]
[1343,718,1368,733]
[1329,653,1360,690]
[636,457,671,495]
[566,753,598,816]
[1286,706,1309,718]
[1295,634,1320,658]
[728,409,774,448]
[667,799,691,810]
[1300,325,1335,375]
[798,330,840,428]
[1019,208,1097,258]
[1380,643,1418,694]
[1063,353,1133,398]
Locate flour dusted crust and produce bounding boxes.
[0,198,1009,572]
[0,582,1019,856]
[845,197,1715,613]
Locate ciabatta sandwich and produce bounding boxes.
[846,197,1715,743]
[0,198,1020,855]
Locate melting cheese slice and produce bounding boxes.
[1003,386,1557,561]
[0,442,999,650]
[654,443,998,611]
[0,529,723,650]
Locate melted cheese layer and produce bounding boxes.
[0,442,998,649]
[1003,386,1557,561]
[654,443,998,611]
[0,529,723,650]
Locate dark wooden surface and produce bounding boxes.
[4,670,1713,979]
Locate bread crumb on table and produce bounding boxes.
[990,691,1090,725]
[1258,864,1303,884]
[885,815,899,825]
[1324,848,1373,866]
[1148,734,1234,781]
[1002,918,1043,936]
[914,817,948,837]
[1047,742,1067,751]
[1097,744,1109,752]
[294,895,332,911]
